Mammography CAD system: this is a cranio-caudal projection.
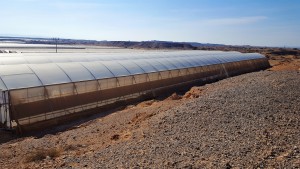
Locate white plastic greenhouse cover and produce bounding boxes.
[0,51,266,90]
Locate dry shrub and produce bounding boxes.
[25,148,61,162]
[111,134,120,141]
[64,144,78,151]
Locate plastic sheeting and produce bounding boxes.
[56,63,95,82]
[80,62,115,79]
[29,64,72,85]
[0,51,263,65]
[0,51,266,90]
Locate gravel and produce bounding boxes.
[63,70,300,168]
[1,70,300,168]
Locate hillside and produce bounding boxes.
[1,36,299,52]
[0,37,196,50]
[95,41,196,49]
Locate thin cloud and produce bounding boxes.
[204,16,268,25]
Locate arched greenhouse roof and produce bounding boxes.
[0,51,265,90]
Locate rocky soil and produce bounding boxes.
[0,70,299,169]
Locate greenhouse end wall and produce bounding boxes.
[3,58,270,132]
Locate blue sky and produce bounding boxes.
[1,0,300,47]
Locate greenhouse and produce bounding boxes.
[0,51,270,132]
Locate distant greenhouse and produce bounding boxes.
[0,51,269,132]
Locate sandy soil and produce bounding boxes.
[268,55,300,71]
[0,68,299,168]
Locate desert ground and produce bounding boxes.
[0,47,299,168]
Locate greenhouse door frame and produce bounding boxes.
[0,90,12,129]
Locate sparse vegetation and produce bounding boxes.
[24,148,61,162]
[63,144,78,151]
[111,134,120,141]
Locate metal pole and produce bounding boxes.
[53,38,58,53]
[56,39,57,53]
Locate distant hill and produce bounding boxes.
[0,36,224,50]
[3,36,296,51]
[181,42,226,47]
[96,41,196,50]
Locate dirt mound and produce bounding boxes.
[165,93,182,100]
[137,99,157,107]
[86,71,299,168]
[183,87,205,99]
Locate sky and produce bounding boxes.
[1,0,300,47]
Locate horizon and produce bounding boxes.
[1,0,300,47]
[2,35,300,49]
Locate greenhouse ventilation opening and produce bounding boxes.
[0,51,270,132]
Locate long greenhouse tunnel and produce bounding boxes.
[0,51,270,132]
